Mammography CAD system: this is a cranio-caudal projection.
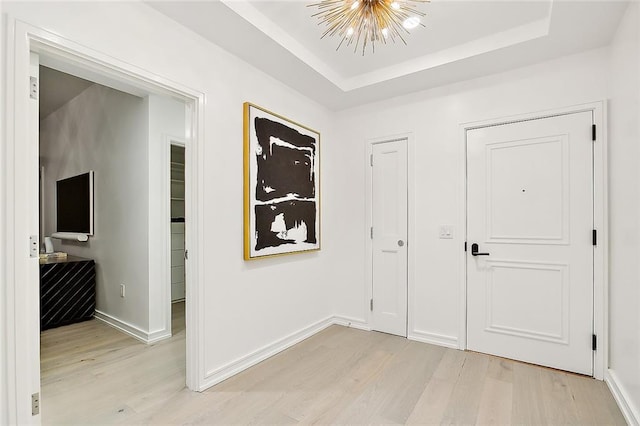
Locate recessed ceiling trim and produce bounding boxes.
[220,0,345,86]
[222,0,554,94]
[342,15,552,91]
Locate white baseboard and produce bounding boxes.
[147,328,172,344]
[408,329,458,349]
[198,318,461,393]
[605,369,640,425]
[95,310,169,344]
[333,315,370,331]
[200,316,336,391]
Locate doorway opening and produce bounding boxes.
[36,60,190,422]
[170,143,186,335]
[3,19,204,421]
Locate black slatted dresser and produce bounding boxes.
[39,255,96,330]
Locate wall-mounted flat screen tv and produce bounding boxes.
[56,171,94,235]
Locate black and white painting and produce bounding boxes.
[244,103,320,259]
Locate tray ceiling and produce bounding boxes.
[148,0,629,110]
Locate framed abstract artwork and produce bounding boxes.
[243,103,321,260]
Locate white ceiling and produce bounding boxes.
[39,66,94,120]
[148,0,629,110]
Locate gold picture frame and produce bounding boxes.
[243,102,321,260]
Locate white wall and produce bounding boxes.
[3,0,334,393]
[0,7,10,422]
[0,15,7,422]
[333,48,609,346]
[40,84,151,331]
[607,2,640,422]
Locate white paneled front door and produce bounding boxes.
[466,112,594,375]
[371,139,408,337]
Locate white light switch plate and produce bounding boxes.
[439,226,454,239]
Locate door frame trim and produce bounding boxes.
[459,102,607,380]
[365,134,413,337]
[3,17,206,422]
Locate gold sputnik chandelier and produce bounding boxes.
[309,0,428,55]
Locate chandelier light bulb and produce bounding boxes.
[351,1,360,10]
[381,27,389,38]
[391,2,400,10]
[346,27,354,36]
[403,16,421,29]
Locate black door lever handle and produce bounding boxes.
[471,243,490,256]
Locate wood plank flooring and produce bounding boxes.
[40,307,625,424]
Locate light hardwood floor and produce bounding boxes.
[41,306,625,425]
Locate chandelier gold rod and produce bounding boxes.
[320,7,360,39]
